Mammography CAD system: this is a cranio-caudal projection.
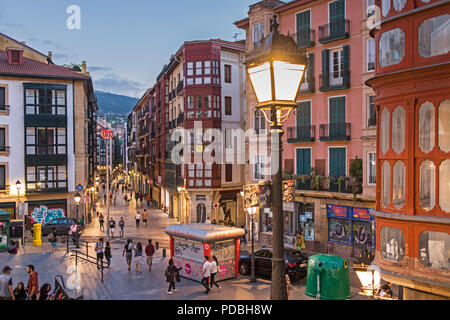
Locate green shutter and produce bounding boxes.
[329,97,346,138]
[297,101,311,138]
[343,45,350,86]
[322,50,329,86]
[297,10,310,44]
[296,148,311,175]
[308,52,315,76]
[329,148,346,177]
[330,0,345,34]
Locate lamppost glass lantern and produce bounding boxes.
[74,192,82,205]
[15,180,21,194]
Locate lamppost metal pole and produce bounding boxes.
[250,213,256,283]
[106,138,110,241]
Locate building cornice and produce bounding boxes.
[373,210,450,225]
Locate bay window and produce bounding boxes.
[419,160,436,211]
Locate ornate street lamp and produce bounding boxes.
[16,180,24,247]
[246,206,258,283]
[245,15,307,300]
[74,191,82,222]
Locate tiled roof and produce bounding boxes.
[0,50,90,80]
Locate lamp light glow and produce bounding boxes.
[273,60,305,101]
[74,192,82,205]
[248,62,272,103]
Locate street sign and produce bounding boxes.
[101,130,114,140]
[84,196,91,203]
[76,184,83,191]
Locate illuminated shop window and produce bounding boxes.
[438,99,450,153]
[419,102,435,153]
[418,14,450,58]
[382,161,391,207]
[419,160,436,211]
[419,231,449,270]
[381,226,405,262]
[380,108,390,155]
[379,28,405,67]
[392,106,406,154]
[392,161,405,209]
[439,160,450,213]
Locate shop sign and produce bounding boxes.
[258,182,272,207]
[196,195,206,202]
[283,202,295,212]
[352,207,372,221]
[326,204,351,219]
[243,184,259,208]
[30,205,66,225]
[282,180,295,203]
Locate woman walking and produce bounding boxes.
[210,255,221,290]
[14,282,27,300]
[134,242,145,273]
[165,259,182,295]
[123,239,133,271]
[105,242,112,268]
[38,283,52,300]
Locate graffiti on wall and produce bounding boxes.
[30,206,65,225]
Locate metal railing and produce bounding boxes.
[319,123,351,141]
[294,28,315,48]
[299,76,315,94]
[318,19,350,43]
[319,70,350,91]
[287,125,315,142]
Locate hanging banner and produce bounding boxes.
[258,182,272,207]
[282,180,295,212]
[243,184,259,208]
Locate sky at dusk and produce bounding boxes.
[0,0,256,98]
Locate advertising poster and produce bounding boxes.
[243,184,259,208]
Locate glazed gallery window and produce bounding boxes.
[26,165,67,190]
[187,62,194,76]
[382,0,390,17]
[382,161,391,207]
[380,108,390,154]
[26,127,67,155]
[367,38,375,72]
[204,61,211,75]
[392,106,406,154]
[253,155,267,180]
[392,161,406,209]
[393,0,406,12]
[187,96,194,109]
[419,231,449,271]
[438,99,450,153]
[379,28,405,67]
[25,87,67,115]
[418,14,450,58]
[195,62,202,76]
[419,102,435,153]
[420,160,436,211]
[439,160,450,213]
[381,226,405,262]
[253,21,264,45]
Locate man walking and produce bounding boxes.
[145,239,155,272]
[143,209,148,226]
[146,194,150,207]
[119,217,125,238]
[99,212,105,231]
[26,265,38,300]
[0,266,15,300]
[123,239,133,272]
[95,238,104,269]
[70,222,80,249]
[135,211,142,228]
[109,218,116,238]
[201,256,211,294]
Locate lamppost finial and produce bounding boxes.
[271,15,279,33]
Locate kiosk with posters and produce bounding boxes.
[165,224,245,282]
[0,210,11,251]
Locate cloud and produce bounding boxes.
[42,40,64,50]
[88,66,113,72]
[52,52,71,60]
[92,73,145,98]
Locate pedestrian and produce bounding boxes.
[123,193,128,203]
[201,256,211,294]
[109,217,116,238]
[48,227,58,252]
[134,242,145,273]
[295,231,306,252]
[123,239,133,271]
[109,192,113,205]
[139,193,144,205]
[142,209,148,226]
[205,217,211,224]
[119,217,125,238]
[38,283,52,300]
[0,266,15,300]
[165,258,182,295]
[70,222,80,249]
[135,211,141,228]
[79,216,85,230]
[7,240,17,255]
[13,282,27,300]
[210,255,221,290]
[95,238,104,269]
[145,239,155,272]
[26,265,38,300]
[241,225,248,245]
[113,192,117,206]
[285,272,292,300]
[99,213,105,231]
[135,191,139,205]
[146,194,150,207]
[105,242,112,268]
[103,193,107,205]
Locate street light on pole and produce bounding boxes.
[245,15,307,300]
[16,180,24,247]
[74,191,82,223]
[246,206,258,284]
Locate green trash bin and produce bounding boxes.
[0,210,11,252]
[305,254,351,300]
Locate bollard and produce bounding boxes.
[66,236,69,253]
[32,224,42,246]
[86,241,88,257]
[155,241,159,250]
[162,248,166,258]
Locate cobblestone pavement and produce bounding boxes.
[0,194,367,300]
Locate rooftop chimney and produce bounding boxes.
[6,47,24,66]
[82,60,87,73]
[48,51,53,61]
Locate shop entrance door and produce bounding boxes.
[197,204,206,223]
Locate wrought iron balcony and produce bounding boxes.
[295,175,362,194]
[299,76,315,94]
[177,113,184,125]
[176,81,184,95]
[318,19,350,44]
[287,126,315,143]
[319,70,350,92]
[294,28,315,49]
[319,123,351,141]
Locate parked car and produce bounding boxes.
[41,218,79,236]
[239,248,308,281]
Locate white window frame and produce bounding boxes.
[329,47,344,86]
[253,154,267,181]
[367,38,375,72]
[367,151,376,186]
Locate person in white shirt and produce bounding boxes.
[201,256,211,294]
[135,212,142,228]
[205,217,211,224]
[209,255,220,290]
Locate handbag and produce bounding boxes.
[175,272,181,282]
[165,267,171,283]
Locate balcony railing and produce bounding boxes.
[294,28,315,49]
[318,19,350,44]
[295,176,362,195]
[319,70,350,92]
[287,126,315,143]
[299,76,315,94]
[177,113,184,125]
[319,123,351,141]
[176,81,184,95]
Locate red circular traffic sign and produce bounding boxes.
[101,130,114,139]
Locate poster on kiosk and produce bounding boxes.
[165,224,245,282]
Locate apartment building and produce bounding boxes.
[236,0,377,257]
[0,35,97,227]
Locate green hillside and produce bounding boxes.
[95,90,139,115]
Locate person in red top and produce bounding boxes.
[145,239,155,272]
[26,265,38,300]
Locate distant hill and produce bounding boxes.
[95,90,139,115]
